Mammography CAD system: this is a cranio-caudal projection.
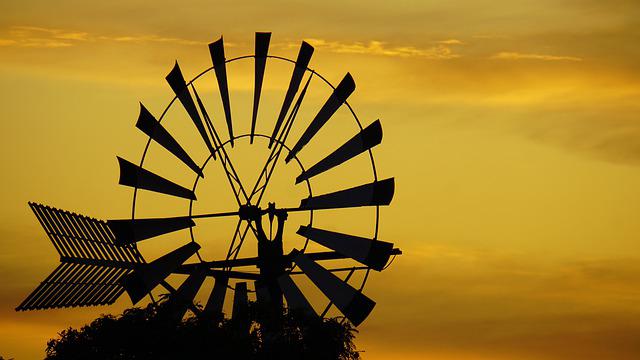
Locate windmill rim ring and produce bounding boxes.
[130,52,381,297]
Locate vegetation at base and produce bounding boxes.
[45,299,360,360]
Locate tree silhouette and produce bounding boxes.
[45,298,360,360]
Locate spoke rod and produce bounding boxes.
[190,206,309,220]
[190,210,240,219]
[290,266,368,275]
[179,248,403,269]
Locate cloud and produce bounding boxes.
[96,35,206,46]
[0,39,17,46]
[1,25,453,59]
[10,25,89,41]
[437,39,464,45]
[0,25,205,48]
[301,39,460,59]
[491,51,583,61]
[472,34,510,39]
[0,25,84,48]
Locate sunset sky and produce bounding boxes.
[2,1,640,359]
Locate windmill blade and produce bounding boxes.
[117,157,196,200]
[136,103,203,178]
[232,282,249,327]
[121,242,200,304]
[291,250,375,326]
[296,120,382,183]
[270,41,314,148]
[251,32,271,144]
[285,73,356,163]
[203,275,228,320]
[166,271,206,322]
[299,178,394,210]
[297,226,393,271]
[107,216,195,245]
[277,273,315,316]
[166,62,216,155]
[209,37,234,145]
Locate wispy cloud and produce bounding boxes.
[473,34,510,40]
[0,39,17,46]
[2,25,89,47]
[437,39,464,45]
[96,35,206,46]
[10,25,90,41]
[2,26,460,59]
[491,51,583,61]
[300,39,461,59]
[0,25,205,48]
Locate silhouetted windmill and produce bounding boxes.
[16,33,401,328]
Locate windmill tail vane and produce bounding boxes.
[16,203,145,311]
[16,32,402,329]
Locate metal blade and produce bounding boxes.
[251,32,271,144]
[121,242,200,304]
[291,250,375,326]
[270,41,314,148]
[209,37,234,146]
[203,275,228,321]
[299,178,394,210]
[296,120,382,183]
[166,271,206,322]
[117,157,196,200]
[297,226,393,271]
[107,216,195,245]
[285,73,355,162]
[136,103,203,177]
[166,62,216,155]
[277,273,315,316]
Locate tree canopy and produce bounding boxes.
[45,299,360,360]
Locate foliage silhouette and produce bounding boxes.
[45,298,360,360]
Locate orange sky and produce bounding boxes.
[1,1,640,359]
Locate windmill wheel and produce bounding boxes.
[106,32,400,327]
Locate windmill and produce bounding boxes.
[16,32,401,328]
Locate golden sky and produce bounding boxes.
[2,1,640,359]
